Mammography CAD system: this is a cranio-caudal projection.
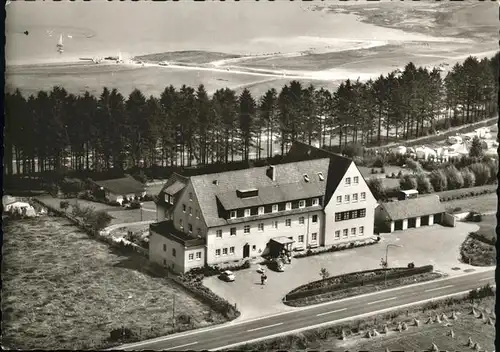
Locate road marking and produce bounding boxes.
[165,342,198,351]
[367,297,397,305]
[316,308,347,317]
[246,322,283,332]
[424,285,454,293]
[479,277,495,282]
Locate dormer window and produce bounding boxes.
[170,196,174,205]
[164,194,169,203]
[258,206,264,215]
[244,209,251,217]
[230,210,237,219]
[304,174,310,183]
[189,192,193,201]
[318,172,325,181]
[298,200,306,208]
[312,198,319,206]
[286,202,292,210]
[272,204,278,213]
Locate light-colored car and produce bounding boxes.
[220,270,235,282]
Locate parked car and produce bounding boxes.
[220,270,235,282]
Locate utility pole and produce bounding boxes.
[384,244,403,286]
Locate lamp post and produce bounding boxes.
[384,244,403,286]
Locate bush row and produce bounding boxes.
[183,260,253,280]
[460,235,496,266]
[468,232,496,246]
[285,265,434,301]
[294,238,380,259]
[438,187,496,202]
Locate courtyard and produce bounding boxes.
[203,222,493,321]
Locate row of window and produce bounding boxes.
[335,226,365,238]
[182,204,200,218]
[335,208,366,222]
[344,176,360,186]
[229,198,320,219]
[163,244,202,261]
[215,215,319,238]
[336,192,366,204]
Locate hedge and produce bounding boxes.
[437,185,496,202]
[294,238,380,258]
[285,265,434,302]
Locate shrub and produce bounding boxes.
[469,136,484,158]
[397,170,403,178]
[444,165,464,190]
[107,200,121,206]
[391,172,396,178]
[469,163,491,186]
[468,284,495,300]
[342,143,364,158]
[415,173,433,194]
[429,169,448,192]
[373,157,385,168]
[128,200,141,209]
[133,170,148,184]
[380,167,386,174]
[320,268,330,280]
[59,200,70,211]
[142,194,155,202]
[405,159,424,174]
[461,168,476,188]
[367,178,385,200]
[371,168,378,174]
[399,175,417,190]
[485,159,498,184]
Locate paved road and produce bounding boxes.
[113,269,495,351]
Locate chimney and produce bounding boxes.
[266,165,276,181]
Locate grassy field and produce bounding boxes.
[134,50,240,64]
[1,216,225,350]
[235,294,495,352]
[475,215,497,243]
[436,185,497,201]
[444,193,497,214]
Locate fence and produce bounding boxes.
[285,265,434,302]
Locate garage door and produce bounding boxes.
[434,213,442,224]
[421,215,429,226]
[408,218,416,228]
[394,220,403,231]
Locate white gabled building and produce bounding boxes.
[149,141,378,273]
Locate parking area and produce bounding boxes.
[203,222,488,321]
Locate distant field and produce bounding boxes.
[134,50,240,64]
[1,217,224,350]
[444,193,497,214]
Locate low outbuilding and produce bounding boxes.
[91,175,146,205]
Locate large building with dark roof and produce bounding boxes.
[149,141,378,273]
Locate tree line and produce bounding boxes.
[4,53,498,177]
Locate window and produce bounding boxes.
[258,206,264,215]
[318,172,325,181]
[312,215,318,223]
[272,204,278,213]
[312,198,319,206]
[189,192,193,201]
[182,204,186,212]
[352,193,358,202]
[172,248,176,257]
[345,177,351,186]
[299,217,305,225]
[215,249,221,257]
[353,176,359,184]
[351,227,357,236]
[164,194,169,203]
[163,244,167,252]
[272,221,278,229]
[188,253,194,261]
[359,226,364,235]
[298,200,306,208]
[169,197,174,205]
[222,248,228,255]
[336,196,342,204]
[361,192,366,201]
[343,212,349,220]
[196,210,200,219]
[258,223,264,232]
[335,213,342,221]
[344,195,350,203]
[244,209,251,217]
[286,202,292,210]
[163,259,167,266]
[189,207,192,216]
[229,247,235,255]
[252,245,257,251]
[230,210,237,219]
[196,251,201,260]
[285,219,291,227]
[179,219,183,229]
[351,211,358,219]
[216,230,222,238]
[360,209,366,217]
[188,223,193,233]
[197,228,201,236]
[343,229,348,238]
[298,235,304,243]
[311,232,317,241]
[244,225,250,233]
[230,227,236,236]
[335,230,340,239]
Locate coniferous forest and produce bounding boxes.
[4,54,498,179]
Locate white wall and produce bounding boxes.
[205,210,323,265]
[324,162,378,246]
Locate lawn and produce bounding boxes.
[475,215,497,244]
[444,193,497,214]
[1,216,225,350]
